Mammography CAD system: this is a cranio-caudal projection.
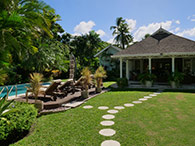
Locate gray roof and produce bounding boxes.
[112,28,195,58]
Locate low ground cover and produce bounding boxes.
[12,91,195,146]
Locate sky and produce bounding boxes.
[43,0,195,42]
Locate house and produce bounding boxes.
[112,27,195,84]
[94,45,122,71]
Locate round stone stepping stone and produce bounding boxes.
[149,94,157,96]
[99,128,116,136]
[153,92,161,95]
[101,140,120,146]
[102,114,115,120]
[107,110,118,114]
[83,105,93,109]
[114,106,125,110]
[132,101,142,104]
[124,103,134,107]
[98,106,109,110]
[144,96,152,99]
[100,120,115,126]
[139,98,148,101]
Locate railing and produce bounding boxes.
[0,85,18,99]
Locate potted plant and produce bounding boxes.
[94,66,107,93]
[81,67,92,98]
[138,72,156,87]
[168,72,184,88]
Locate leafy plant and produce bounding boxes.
[116,78,128,88]
[138,72,157,84]
[27,73,43,102]
[81,67,92,98]
[0,69,7,85]
[94,66,107,91]
[168,72,184,86]
[0,95,14,124]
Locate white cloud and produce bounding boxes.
[133,21,172,41]
[175,27,180,32]
[74,21,95,34]
[191,19,195,22]
[107,38,114,44]
[125,19,136,32]
[175,20,180,24]
[96,29,105,37]
[177,28,195,37]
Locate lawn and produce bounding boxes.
[12,90,195,146]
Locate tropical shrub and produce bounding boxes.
[81,67,92,98]
[27,73,43,102]
[94,66,107,92]
[0,102,37,144]
[116,78,128,88]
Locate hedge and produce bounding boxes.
[0,102,37,145]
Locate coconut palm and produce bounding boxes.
[94,66,107,93]
[110,17,133,49]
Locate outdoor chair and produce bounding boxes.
[58,79,74,94]
[26,81,63,101]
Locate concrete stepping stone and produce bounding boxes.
[98,106,109,110]
[83,105,93,109]
[124,103,134,107]
[132,101,142,104]
[144,96,152,99]
[149,94,157,96]
[139,98,147,101]
[101,140,120,146]
[153,92,161,95]
[107,109,118,114]
[99,128,116,136]
[100,120,115,126]
[114,106,125,110]
[102,114,115,120]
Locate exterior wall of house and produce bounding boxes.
[99,47,120,71]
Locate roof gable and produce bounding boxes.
[94,45,122,57]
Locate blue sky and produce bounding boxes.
[44,0,195,42]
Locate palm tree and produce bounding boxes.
[110,17,133,49]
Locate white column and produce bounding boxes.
[172,57,175,73]
[140,59,143,73]
[149,58,152,73]
[126,60,129,80]
[120,58,123,78]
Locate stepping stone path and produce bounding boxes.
[83,105,93,109]
[83,91,162,146]
[132,101,142,104]
[99,128,116,136]
[98,106,109,110]
[139,98,147,101]
[124,103,134,107]
[101,140,120,146]
[149,94,157,96]
[100,120,115,126]
[107,109,118,114]
[114,106,125,110]
[102,114,115,120]
[144,96,152,99]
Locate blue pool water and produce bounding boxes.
[0,82,50,97]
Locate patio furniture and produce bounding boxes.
[58,79,74,94]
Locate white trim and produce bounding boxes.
[94,45,122,57]
[112,52,195,58]
[172,57,175,73]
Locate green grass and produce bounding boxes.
[103,81,116,88]
[12,91,195,146]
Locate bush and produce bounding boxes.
[0,102,37,145]
[116,78,128,88]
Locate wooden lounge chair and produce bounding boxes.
[58,79,74,92]
[26,81,62,101]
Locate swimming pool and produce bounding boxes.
[0,82,50,97]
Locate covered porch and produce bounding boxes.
[119,55,195,84]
